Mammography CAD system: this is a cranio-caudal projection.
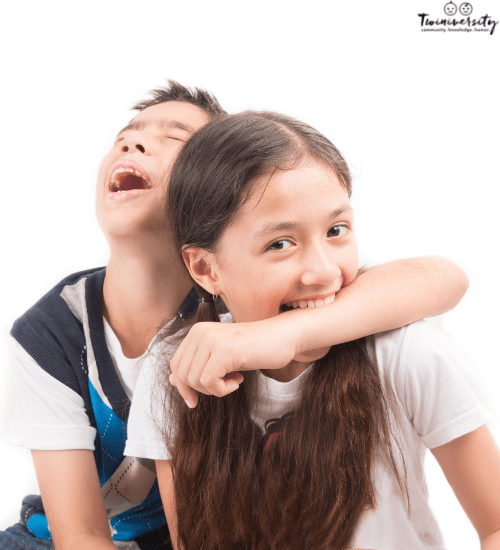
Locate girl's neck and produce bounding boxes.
[260,360,312,383]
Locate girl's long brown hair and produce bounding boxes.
[157,112,407,550]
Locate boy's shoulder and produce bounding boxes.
[12,267,106,331]
[10,267,107,396]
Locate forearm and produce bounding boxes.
[32,450,116,550]
[167,257,468,401]
[282,256,468,354]
[157,460,180,550]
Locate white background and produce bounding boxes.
[1,1,499,547]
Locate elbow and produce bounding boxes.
[434,256,469,309]
[458,267,470,296]
[450,261,469,301]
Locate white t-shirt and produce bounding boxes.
[4,319,153,450]
[125,320,490,550]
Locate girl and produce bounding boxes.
[126,111,500,549]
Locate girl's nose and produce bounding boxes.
[299,250,342,286]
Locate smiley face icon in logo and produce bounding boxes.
[444,1,458,15]
[459,2,473,14]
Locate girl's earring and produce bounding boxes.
[213,290,218,302]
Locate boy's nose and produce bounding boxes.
[119,131,150,155]
[121,142,146,154]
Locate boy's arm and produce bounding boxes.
[431,425,500,550]
[171,256,468,407]
[31,450,117,550]
[156,460,180,550]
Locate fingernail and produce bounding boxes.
[184,399,192,408]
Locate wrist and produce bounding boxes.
[273,306,330,356]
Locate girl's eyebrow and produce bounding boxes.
[252,204,353,240]
[252,221,300,240]
[327,204,353,221]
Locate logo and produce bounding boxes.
[459,2,473,14]
[444,2,457,15]
[418,2,498,34]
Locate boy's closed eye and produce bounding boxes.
[160,134,185,143]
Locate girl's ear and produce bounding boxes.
[182,247,219,294]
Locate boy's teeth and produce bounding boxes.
[110,166,151,191]
[314,298,325,307]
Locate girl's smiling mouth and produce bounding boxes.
[280,292,336,312]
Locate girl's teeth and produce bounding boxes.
[289,295,335,309]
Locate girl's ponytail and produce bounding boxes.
[194,287,220,324]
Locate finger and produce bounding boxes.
[184,347,214,395]
[223,371,245,384]
[169,331,192,376]
[175,338,203,391]
[170,371,199,408]
[200,356,244,397]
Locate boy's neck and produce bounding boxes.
[102,243,192,358]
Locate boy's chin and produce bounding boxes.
[293,346,331,363]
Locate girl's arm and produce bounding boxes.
[156,460,180,550]
[431,425,500,549]
[171,256,468,407]
[31,450,117,550]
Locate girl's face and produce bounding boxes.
[210,160,359,327]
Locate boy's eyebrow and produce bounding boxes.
[252,204,353,241]
[116,118,196,138]
[157,118,196,133]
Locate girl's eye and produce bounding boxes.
[162,135,184,142]
[328,225,348,238]
[268,240,292,251]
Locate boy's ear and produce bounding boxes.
[182,247,219,294]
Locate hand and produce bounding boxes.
[169,317,299,407]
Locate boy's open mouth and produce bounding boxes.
[109,165,152,193]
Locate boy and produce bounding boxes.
[2,81,468,550]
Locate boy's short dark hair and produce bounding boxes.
[132,79,227,117]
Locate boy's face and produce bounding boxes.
[96,101,211,243]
